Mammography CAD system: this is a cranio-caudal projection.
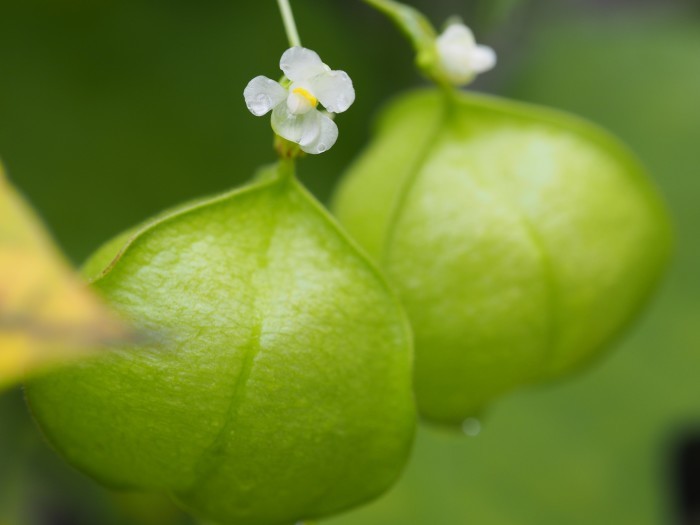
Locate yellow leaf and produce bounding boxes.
[0,164,132,389]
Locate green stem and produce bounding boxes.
[278,157,296,180]
[362,0,394,15]
[274,135,304,161]
[361,0,436,53]
[276,0,302,47]
[361,0,462,95]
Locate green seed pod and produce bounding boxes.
[26,164,415,525]
[332,89,672,425]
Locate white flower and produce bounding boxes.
[435,23,496,86]
[244,47,355,155]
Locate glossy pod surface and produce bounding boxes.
[333,89,671,425]
[27,167,415,525]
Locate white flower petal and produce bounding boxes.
[301,112,338,155]
[280,47,327,82]
[471,45,497,73]
[435,23,496,85]
[271,104,321,146]
[437,23,475,49]
[437,54,473,86]
[308,71,355,114]
[244,76,287,116]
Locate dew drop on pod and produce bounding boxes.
[333,0,672,425]
[26,37,415,525]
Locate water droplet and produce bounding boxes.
[462,417,481,437]
[247,94,272,115]
[317,143,328,153]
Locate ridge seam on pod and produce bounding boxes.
[457,169,561,401]
[509,208,561,380]
[286,183,348,518]
[288,176,416,518]
[177,183,282,496]
[92,176,282,285]
[379,95,449,263]
[462,129,561,385]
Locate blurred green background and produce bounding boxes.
[1,0,699,523]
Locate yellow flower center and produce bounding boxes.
[293,87,318,108]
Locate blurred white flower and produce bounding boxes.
[435,23,496,86]
[244,47,355,155]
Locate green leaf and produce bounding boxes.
[332,89,671,424]
[26,165,415,525]
[0,166,132,390]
